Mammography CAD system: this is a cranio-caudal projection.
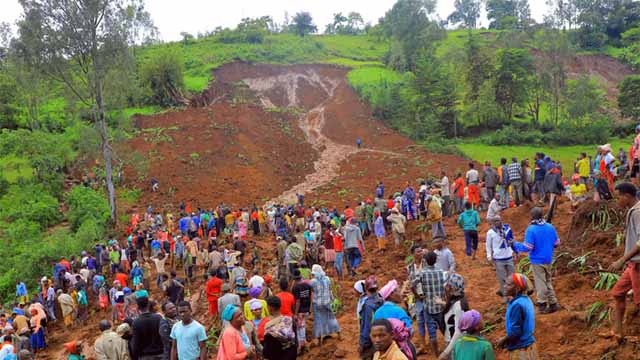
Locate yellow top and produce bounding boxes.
[577,158,590,178]
[373,341,408,360]
[570,183,587,197]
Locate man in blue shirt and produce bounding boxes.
[15,280,27,304]
[533,152,546,203]
[358,276,382,360]
[514,207,560,314]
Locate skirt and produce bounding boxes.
[509,343,539,360]
[324,249,336,262]
[30,327,46,349]
[312,303,340,338]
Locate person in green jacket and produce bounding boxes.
[452,310,495,360]
[457,202,481,259]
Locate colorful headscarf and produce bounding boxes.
[353,280,366,295]
[512,273,529,292]
[458,309,481,332]
[249,299,263,311]
[379,279,398,301]
[311,264,326,279]
[222,304,238,322]
[248,286,262,298]
[445,273,465,297]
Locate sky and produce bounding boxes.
[0,0,549,42]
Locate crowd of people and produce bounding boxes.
[2,135,640,360]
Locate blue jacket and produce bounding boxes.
[16,282,27,297]
[505,294,535,351]
[514,222,559,265]
[179,217,189,233]
[373,301,412,332]
[374,216,385,238]
[359,294,382,347]
[457,209,480,231]
[376,184,384,199]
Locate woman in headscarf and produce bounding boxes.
[310,264,341,346]
[451,310,494,360]
[439,273,470,360]
[243,287,269,322]
[354,279,367,319]
[218,304,254,360]
[263,296,297,360]
[497,273,537,360]
[373,279,412,330]
[57,288,75,327]
[29,308,46,352]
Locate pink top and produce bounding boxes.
[217,326,247,360]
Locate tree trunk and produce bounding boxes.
[93,55,117,224]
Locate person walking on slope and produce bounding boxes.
[387,208,407,247]
[607,183,640,343]
[370,318,408,360]
[413,251,447,357]
[343,218,366,277]
[508,157,524,207]
[497,273,538,359]
[485,216,516,303]
[438,170,451,217]
[482,161,499,204]
[499,158,510,208]
[403,182,416,221]
[451,310,495,360]
[94,320,130,360]
[426,195,445,239]
[359,276,383,360]
[466,163,480,209]
[170,301,207,360]
[205,271,223,317]
[514,207,560,314]
[452,173,465,214]
[457,202,481,259]
[374,210,386,253]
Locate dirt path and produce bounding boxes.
[242,68,399,205]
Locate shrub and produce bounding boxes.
[140,49,185,106]
[65,186,111,231]
[0,184,61,229]
[619,75,640,121]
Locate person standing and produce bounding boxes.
[426,195,445,239]
[94,320,130,360]
[131,296,164,359]
[170,301,207,360]
[508,157,524,206]
[485,216,516,303]
[359,276,383,360]
[499,158,510,208]
[433,237,456,273]
[451,310,495,360]
[497,274,537,359]
[438,170,451,217]
[386,208,407,247]
[344,218,366,276]
[457,202,481,259]
[262,296,297,360]
[218,284,241,327]
[374,211,386,253]
[217,305,253,360]
[452,173,465,214]
[482,161,499,203]
[310,264,341,346]
[159,302,178,360]
[514,207,560,314]
[292,269,313,353]
[370,318,408,360]
[15,280,27,305]
[413,251,446,357]
[205,272,223,317]
[465,163,480,209]
[486,193,501,223]
[608,183,640,343]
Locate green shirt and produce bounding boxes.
[109,250,120,265]
[77,290,88,305]
[452,334,495,360]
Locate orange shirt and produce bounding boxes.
[277,291,295,316]
[454,178,465,198]
[333,234,344,252]
[115,273,128,288]
[205,277,223,301]
[344,208,354,219]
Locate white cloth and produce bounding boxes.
[466,169,479,184]
[441,300,465,358]
[248,275,265,289]
[439,176,450,196]
[486,199,501,220]
[485,228,514,261]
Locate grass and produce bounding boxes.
[457,139,629,171]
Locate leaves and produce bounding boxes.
[594,272,620,291]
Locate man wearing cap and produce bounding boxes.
[217,283,240,327]
[359,276,383,360]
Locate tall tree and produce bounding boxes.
[448,0,482,29]
[464,34,494,126]
[566,75,604,120]
[486,0,530,29]
[291,12,317,37]
[15,0,156,223]
[534,28,572,126]
[494,48,533,122]
[619,75,640,121]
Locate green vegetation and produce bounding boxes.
[457,139,629,171]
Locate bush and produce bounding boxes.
[140,49,185,106]
[479,118,612,146]
[0,184,61,229]
[619,75,640,121]
[65,186,111,231]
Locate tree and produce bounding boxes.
[180,32,195,44]
[486,0,530,30]
[619,75,640,121]
[15,0,156,223]
[566,75,604,120]
[140,49,184,106]
[325,13,347,34]
[545,0,578,29]
[464,34,494,126]
[494,48,533,122]
[447,0,482,29]
[291,12,317,37]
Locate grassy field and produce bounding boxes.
[138,34,388,92]
[457,140,630,171]
[0,155,34,183]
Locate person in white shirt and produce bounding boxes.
[485,216,516,303]
[486,193,502,222]
[248,272,265,289]
[437,170,451,217]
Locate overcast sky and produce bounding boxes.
[1,0,549,42]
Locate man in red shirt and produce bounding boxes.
[114,271,128,288]
[205,271,223,316]
[276,277,295,316]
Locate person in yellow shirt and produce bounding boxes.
[569,174,587,211]
[576,153,591,184]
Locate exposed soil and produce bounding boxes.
[40,62,640,359]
